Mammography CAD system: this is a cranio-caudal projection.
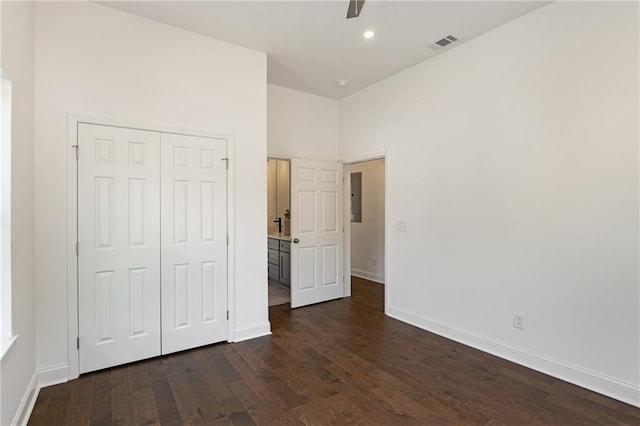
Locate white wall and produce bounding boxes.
[1,2,36,424]
[340,2,639,405]
[267,84,339,161]
[350,159,385,283]
[34,2,268,376]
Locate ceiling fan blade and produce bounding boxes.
[346,0,365,19]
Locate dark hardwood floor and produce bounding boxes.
[29,277,640,425]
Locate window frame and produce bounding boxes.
[1,69,13,351]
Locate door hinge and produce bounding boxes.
[226,235,229,245]
[76,242,79,256]
[76,337,79,349]
[222,158,229,170]
[226,310,229,320]
[73,145,79,160]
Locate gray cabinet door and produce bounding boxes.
[268,263,280,282]
[280,251,290,287]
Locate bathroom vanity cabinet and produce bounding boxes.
[268,236,291,288]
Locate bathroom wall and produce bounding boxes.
[267,158,290,234]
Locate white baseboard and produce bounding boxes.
[351,268,384,284]
[11,371,37,426]
[233,321,271,342]
[11,364,69,425]
[37,364,69,388]
[387,305,640,408]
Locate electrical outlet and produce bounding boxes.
[372,257,377,266]
[396,220,408,231]
[513,313,524,330]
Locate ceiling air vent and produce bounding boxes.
[431,35,459,50]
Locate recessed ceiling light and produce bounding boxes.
[363,30,375,39]
[336,80,350,88]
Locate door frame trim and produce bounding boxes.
[66,114,236,379]
[342,152,388,314]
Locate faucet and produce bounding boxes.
[273,217,282,234]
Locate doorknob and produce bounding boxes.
[293,238,300,244]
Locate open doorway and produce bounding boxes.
[267,158,291,306]
[349,158,385,310]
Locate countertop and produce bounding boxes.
[268,233,292,241]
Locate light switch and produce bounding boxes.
[396,220,408,231]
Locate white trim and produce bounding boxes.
[1,71,13,342]
[66,114,236,379]
[341,152,386,165]
[266,154,292,161]
[66,116,79,379]
[233,321,271,342]
[351,268,384,284]
[10,371,37,426]
[267,153,340,164]
[343,163,352,298]
[383,155,390,315]
[11,365,69,426]
[387,305,640,408]
[67,114,234,141]
[37,364,69,388]
[0,334,18,364]
[226,136,236,343]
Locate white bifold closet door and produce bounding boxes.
[78,124,228,373]
[78,124,162,374]
[160,133,228,355]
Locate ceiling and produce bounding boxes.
[103,1,549,99]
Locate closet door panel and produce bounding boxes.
[78,124,161,374]
[161,133,228,354]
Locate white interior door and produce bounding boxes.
[290,159,344,308]
[160,133,228,354]
[78,123,161,373]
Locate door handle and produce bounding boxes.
[293,238,300,244]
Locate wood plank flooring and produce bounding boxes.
[29,277,640,425]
